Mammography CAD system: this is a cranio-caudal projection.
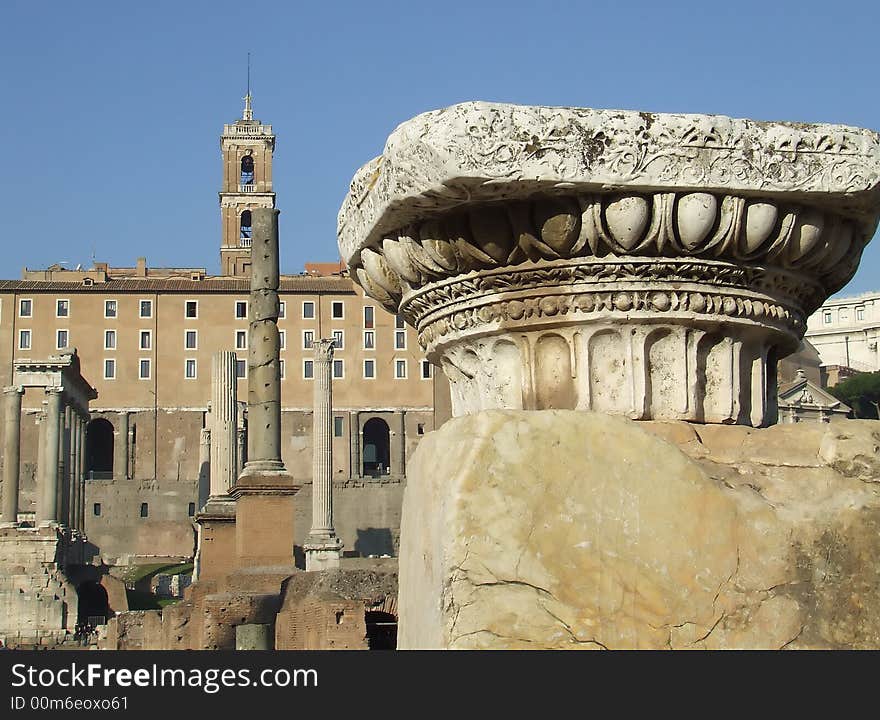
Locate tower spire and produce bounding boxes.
[243,52,253,121]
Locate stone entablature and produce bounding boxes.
[338,102,880,425]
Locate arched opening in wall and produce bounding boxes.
[85,418,114,479]
[362,418,390,477]
[365,611,397,650]
[240,210,252,242]
[240,154,255,185]
[77,581,109,629]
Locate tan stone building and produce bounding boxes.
[0,97,434,566]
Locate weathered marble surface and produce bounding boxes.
[398,410,880,649]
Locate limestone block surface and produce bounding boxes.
[398,410,880,649]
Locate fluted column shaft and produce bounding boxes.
[198,427,211,509]
[77,415,87,532]
[310,340,335,537]
[38,388,63,525]
[71,413,81,532]
[1,386,23,526]
[114,411,129,480]
[244,208,284,473]
[211,352,238,495]
[395,410,406,478]
[349,411,360,479]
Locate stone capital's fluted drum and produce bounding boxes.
[338,102,880,425]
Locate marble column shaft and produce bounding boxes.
[38,388,63,525]
[349,411,359,479]
[244,207,284,473]
[395,411,406,478]
[115,411,129,480]
[77,415,87,531]
[70,413,81,532]
[310,340,336,538]
[211,351,238,495]
[198,427,211,509]
[1,386,23,525]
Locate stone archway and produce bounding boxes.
[362,418,390,477]
[85,418,114,478]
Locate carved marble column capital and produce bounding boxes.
[338,102,880,426]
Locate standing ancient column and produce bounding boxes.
[242,208,285,475]
[197,427,211,510]
[115,411,129,480]
[1,386,23,527]
[38,387,63,526]
[305,339,342,571]
[70,413,81,533]
[63,405,75,528]
[77,414,87,532]
[210,352,238,496]
[395,411,406,478]
[349,411,360,479]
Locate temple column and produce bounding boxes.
[37,387,63,526]
[1,386,23,527]
[349,411,360,479]
[394,410,406,478]
[70,412,81,533]
[114,411,129,480]
[210,352,238,497]
[78,413,88,532]
[198,427,211,510]
[60,405,73,529]
[305,339,342,571]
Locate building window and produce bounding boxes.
[56,299,69,318]
[56,329,69,349]
[303,359,314,379]
[185,359,197,379]
[104,359,116,380]
[185,330,197,350]
[332,301,344,319]
[139,330,151,350]
[363,359,375,379]
[240,210,252,241]
[188,502,196,517]
[139,299,152,318]
[823,311,832,324]
[333,359,344,379]
[279,330,286,350]
[303,330,314,349]
[332,330,344,349]
[302,301,315,319]
[421,359,432,379]
[364,306,374,329]
[235,359,247,379]
[104,330,116,350]
[857,307,865,321]
[235,330,247,350]
[18,329,31,350]
[104,299,117,318]
[18,299,32,317]
[333,416,344,437]
[139,359,151,380]
[185,300,198,319]
[279,359,286,380]
[395,359,407,379]
[93,503,101,517]
[395,329,406,350]
[235,301,248,319]
[364,330,375,350]
[279,301,286,319]
[140,502,149,518]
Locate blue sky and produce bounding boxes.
[2,0,879,295]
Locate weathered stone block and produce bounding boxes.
[399,410,880,649]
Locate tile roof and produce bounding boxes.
[0,276,356,294]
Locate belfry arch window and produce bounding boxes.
[240,210,252,242]
[240,155,254,186]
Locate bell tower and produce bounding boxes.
[219,90,276,277]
